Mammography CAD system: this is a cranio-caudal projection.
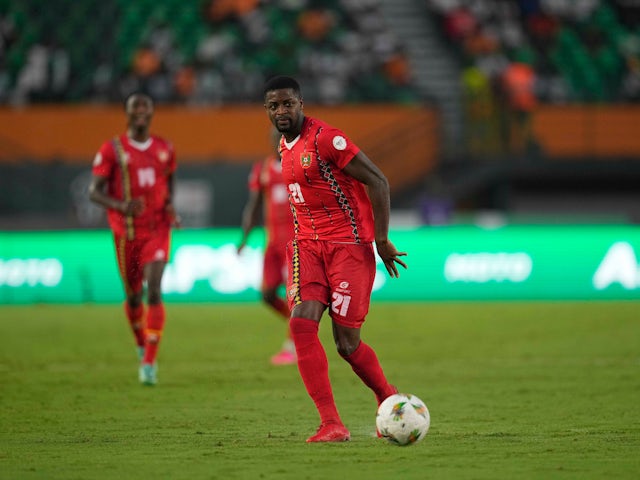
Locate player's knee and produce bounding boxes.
[127,293,143,307]
[335,338,359,357]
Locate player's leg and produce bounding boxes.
[332,322,397,405]
[115,234,146,359]
[262,245,290,318]
[125,294,145,361]
[140,260,166,375]
[328,243,397,405]
[138,231,170,385]
[262,243,295,364]
[291,300,349,442]
[263,286,296,365]
[287,240,349,442]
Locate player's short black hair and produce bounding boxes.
[123,91,154,110]
[263,76,302,99]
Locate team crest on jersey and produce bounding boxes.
[158,149,169,162]
[300,152,314,169]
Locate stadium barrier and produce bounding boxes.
[1,226,639,304]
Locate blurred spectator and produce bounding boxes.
[383,48,412,86]
[132,46,161,78]
[10,40,70,105]
[462,65,501,155]
[174,65,197,101]
[444,6,478,42]
[297,9,335,43]
[500,57,537,154]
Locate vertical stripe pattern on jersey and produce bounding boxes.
[313,130,361,243]
[116,235,133,296]
[290,239,302,305]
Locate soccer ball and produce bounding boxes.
[376,393,430,446]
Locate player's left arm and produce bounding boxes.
[342,151,407,277]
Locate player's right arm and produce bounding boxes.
[88,175,144,216]
[88,142,144,216]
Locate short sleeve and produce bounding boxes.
[316,128,360,170]
[247,161,263,191]
[92,141,116,178]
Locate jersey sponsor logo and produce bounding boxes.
[335,281,351,295]
[158,149,169,162]
[300,152,314,168]
[93,153,102,166]
[332,136,347,150]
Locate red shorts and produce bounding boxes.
[113,230,170,295]
[263,241,287,290]
[286,239,376,328]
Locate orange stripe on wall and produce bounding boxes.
[0,104,436,163]
[531,106,640,158]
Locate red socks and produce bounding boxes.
[124,303,145,347]
[290,317,341,425]
[143,303,165,365]
[342,341,396,405]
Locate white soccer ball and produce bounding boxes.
[376,393,430,446]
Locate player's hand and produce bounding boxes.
[122,198,145,216]
[375,239,407,278]
[166,203,182,228]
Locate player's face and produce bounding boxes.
[126,95,154,133]
[264,89,303,139]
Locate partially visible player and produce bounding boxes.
[88,92,179,386]
[263,76,407,442]
[238,128,296,365]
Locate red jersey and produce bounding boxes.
[92,134,176,239]
[279,116,375,243]
[248,154,294,247]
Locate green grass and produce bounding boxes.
[0,302,639,479]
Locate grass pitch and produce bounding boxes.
[0,302,638,479]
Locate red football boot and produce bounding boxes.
[306,422,350,443]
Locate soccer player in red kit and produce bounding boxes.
[263,76,408,442]
[238,128,296,365]
[89,92,179,386]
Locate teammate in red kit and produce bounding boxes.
[238,128,296,365]
[263,76,407,442]
[89,92,179,386]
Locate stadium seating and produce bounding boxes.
[0,0,419,104]
[426,0,640,103]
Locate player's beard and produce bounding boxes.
[275,118,291,133]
